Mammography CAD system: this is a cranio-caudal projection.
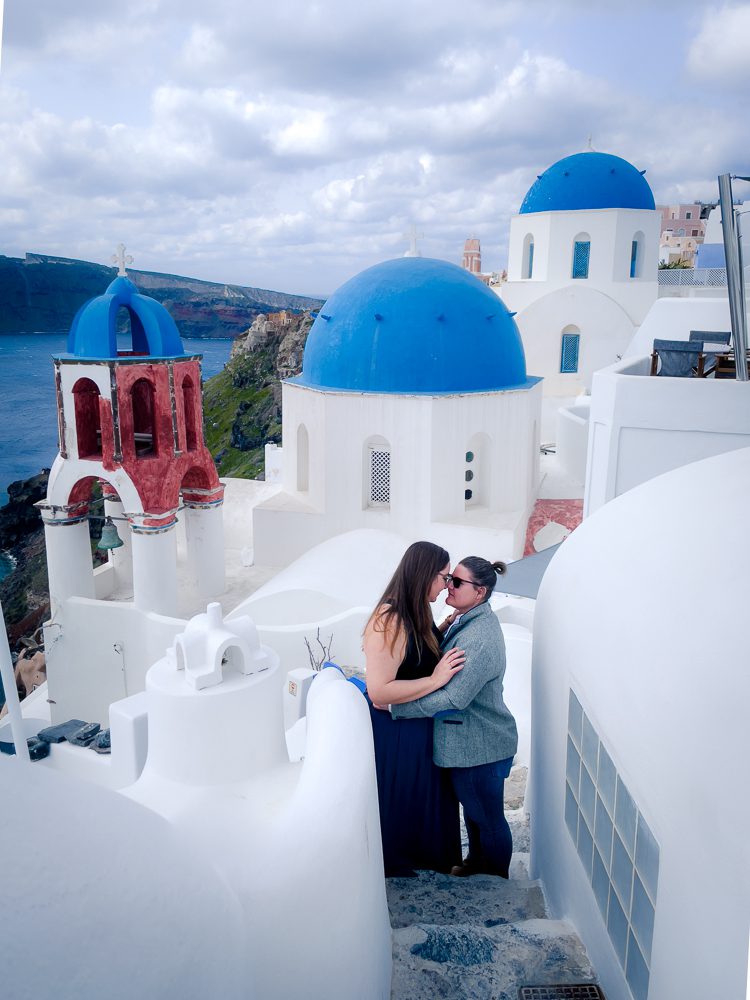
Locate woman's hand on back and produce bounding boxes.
[431,647,465,689]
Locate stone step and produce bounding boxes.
[391,917,597,1000]
[387,870,546,929]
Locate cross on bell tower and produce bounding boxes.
[112,242,134,276]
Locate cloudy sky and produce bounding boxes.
[1,1,749,296]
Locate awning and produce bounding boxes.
[493,542,563,600]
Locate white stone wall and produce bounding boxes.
[584,354,750,516]
[504,208,659,324]
[530,447,750,1000]
[501,207,660,397]
[253,381,542,567]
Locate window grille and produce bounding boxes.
[560,333,580,374]
[368,448,391,506]
[572,241,590,279]
[630,240,638,279]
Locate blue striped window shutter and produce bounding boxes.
[572,241,590,279]
[560,333,580,373]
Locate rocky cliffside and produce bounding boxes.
[202,310,314,478]
[0,471,52,650]
[0,253,323,339]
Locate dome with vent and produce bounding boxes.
[293,257,530,394]
[66,276,185,359]
[520,152,655,215]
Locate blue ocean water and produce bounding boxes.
[0,334,233,579]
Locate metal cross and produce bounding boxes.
[404,225,423,257]
[112,243,134,276]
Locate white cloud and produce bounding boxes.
[0,1,747,295]
[687,4,750,84]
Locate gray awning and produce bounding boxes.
[493,542,563,600]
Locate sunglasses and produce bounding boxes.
[447,574,481,590]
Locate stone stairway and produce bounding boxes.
[387,767,599,999]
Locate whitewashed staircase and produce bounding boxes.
[387,767,599,999]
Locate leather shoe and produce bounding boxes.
[450,861,477,877]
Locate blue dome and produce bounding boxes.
[66,276,185,359]
[294,258,529,394]
[520,152,655,215]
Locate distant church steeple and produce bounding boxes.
[462,237,481,274]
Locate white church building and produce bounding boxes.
[501,151,660,397]
[253,256,543,565]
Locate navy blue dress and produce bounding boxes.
[369,628,461,877]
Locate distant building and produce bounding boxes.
[462,237,482,273]
[461,236,499,286]
[657,203,711,266]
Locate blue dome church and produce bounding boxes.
[500,149,660,402]
[254,256,542,566]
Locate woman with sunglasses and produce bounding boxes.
[391,556,518,879]
[364,541,466,877]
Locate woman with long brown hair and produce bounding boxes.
[364,540,465,876]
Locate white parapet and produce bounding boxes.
[122,607,391,1000]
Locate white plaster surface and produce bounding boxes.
[253,381,541,566]
[123,614,391,1000]
[584,354,750,516]
[501,206,660,396]
[530,446,750,1000]
[0,756,246,1000]
[624,296,735,357]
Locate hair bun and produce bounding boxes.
[492,560,508,576]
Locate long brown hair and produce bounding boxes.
[368,541,449,658]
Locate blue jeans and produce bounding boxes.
[449,757,513,878]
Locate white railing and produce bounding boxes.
[658,264,750,288]
[658,267,727,287]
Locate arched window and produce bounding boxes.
[131,378,156,456]
[630,231,644,279]
[560,325,581,374]
[182,376,198,451]
[465,433,491,507]
[571,234,591,279]
[72,378,102,459]
[296,424,309,492]
[364,436,391,509]
[522,233,535,279]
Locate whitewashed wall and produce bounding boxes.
[530,447,750,1000]
[510,287,635,395]
[556,399,590,484]
[253,382,541,567]
[44,597,186,724]
[584,355,750,516]
[504,207,659,324]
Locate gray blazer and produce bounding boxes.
[391,601,518,768]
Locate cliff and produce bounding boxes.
[202,310,313,478]
[0,253,323,339]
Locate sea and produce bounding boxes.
[0,334,234,582]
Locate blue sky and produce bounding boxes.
[1,1,748,296]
